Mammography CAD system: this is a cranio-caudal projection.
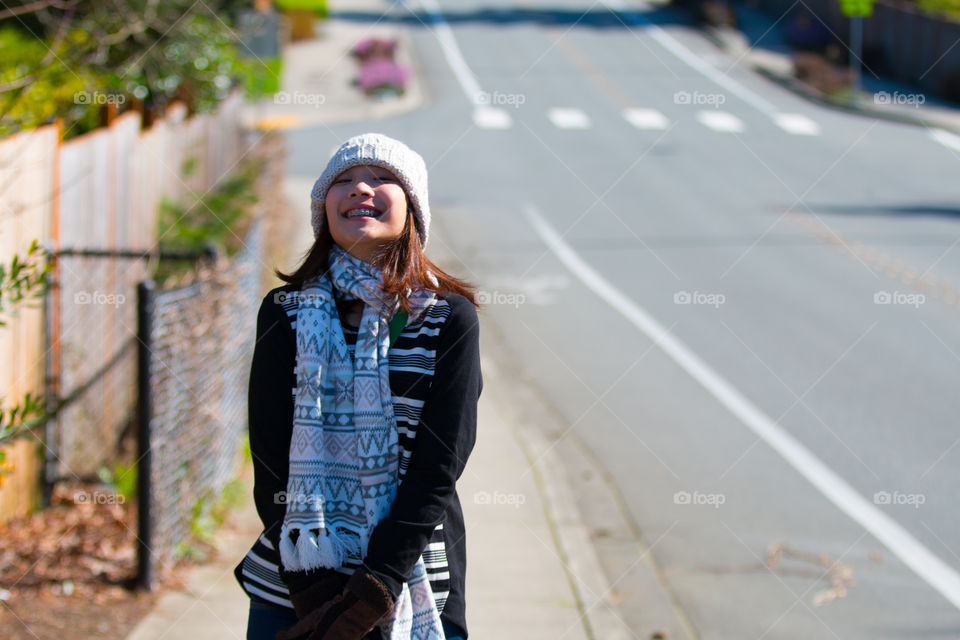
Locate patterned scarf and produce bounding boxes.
[279,244,445,639]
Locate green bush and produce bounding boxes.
[0,27,104,138]
[112,13,249,116]
[1,6,278,139]
[175,478,247,561]
[241,56,283,99]
[154,153,263,284]
[914,0,960,19]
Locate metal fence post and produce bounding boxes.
[42,247,59,508]
[136,279,155,591]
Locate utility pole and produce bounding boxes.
[839,0,874,101]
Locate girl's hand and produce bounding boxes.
[313,568,396,640]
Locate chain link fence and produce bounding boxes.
[136,219,263,587]
[47,252,147,481]
[40,93,248,488]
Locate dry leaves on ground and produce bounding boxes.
[0,483,168,640]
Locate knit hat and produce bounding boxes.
[310,133,430,247]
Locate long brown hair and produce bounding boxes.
[275,206,479,312]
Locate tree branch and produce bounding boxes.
[0,0,76,21]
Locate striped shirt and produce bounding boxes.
[234,284,481,638]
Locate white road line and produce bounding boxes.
[601,0,779,117]
[774,113,822,136]
[422,0,816,140]
[473,106,513,129]
[600,0,833,138]
[548,108,592,129]
[523,202,960,613]
[624,108,670,130]
[696,110,745,133]
[419,0,485,105]
[930,128,960,152]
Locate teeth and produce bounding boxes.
[346,208,380,218]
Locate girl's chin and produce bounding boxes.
[333,234,392,253]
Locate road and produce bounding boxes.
[285,0,960,636]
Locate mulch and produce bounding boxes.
[0,482,196,640]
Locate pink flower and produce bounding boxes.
[357,59,409,93]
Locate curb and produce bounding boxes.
[752,65,960,133]
[479,331,631,640]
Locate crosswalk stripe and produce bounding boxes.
[696,110,745,133]
[623,108,670,130]
[930,128,960,152]
[548,108,591,129]
[473,106,512,129]
[468,104,825,137]
[774,113,821,136]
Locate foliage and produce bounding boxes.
[0,239,52,473]
[105,12,245,116]
[0,238,51,326]
[156,155,261,255]
[1,1,278,139]
[914,0,960,19]
[240,55,282,99]
[175,478,246,561]
[0,26,103,137]
[154,153,262,284]
[0,392,46,484]
[0,393,46,442]
[96,461,138,503]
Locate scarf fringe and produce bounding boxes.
[278,523,346,572]
[278,524,299,571]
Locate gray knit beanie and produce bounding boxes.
[310,133,430,247]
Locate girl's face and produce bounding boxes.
[325,164,408,264]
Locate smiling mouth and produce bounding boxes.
[344,208,382,219]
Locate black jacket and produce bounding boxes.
[235,284,482,638]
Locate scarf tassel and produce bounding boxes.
[279,524,346,572]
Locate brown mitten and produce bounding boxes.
[288,570,349,619]
[274,569,349,640]
[275,601,337,640]
[310,568,396,640]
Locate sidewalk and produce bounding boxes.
[704,3,960,131]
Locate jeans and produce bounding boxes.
[245,596,467,640]
[246,596,299,640]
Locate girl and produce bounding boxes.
[234,133,482,640]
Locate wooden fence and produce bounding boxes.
[0,125,59,521]
[0,92,248,522]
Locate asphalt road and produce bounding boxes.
[286,0,960,636]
